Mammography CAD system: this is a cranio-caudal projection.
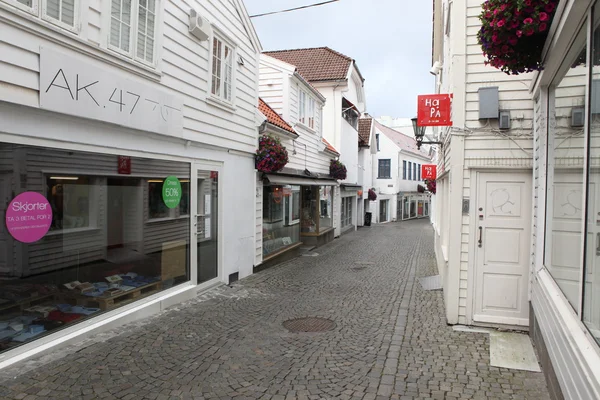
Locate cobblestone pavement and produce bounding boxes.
[0,220,550,399]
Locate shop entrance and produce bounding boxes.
[195,170,219,284]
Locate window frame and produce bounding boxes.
[378,159,391,179]
[107,0,160,68]
[298,88,315,129]
[41,0,79,33]
[403,160,407,180]
[208,30,236,105]
[408,161,412,180]
[4,0,39,15]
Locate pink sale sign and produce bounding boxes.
[6,192,53,243]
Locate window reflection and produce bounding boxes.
[545,27,587,310]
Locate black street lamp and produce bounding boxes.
[411,117,443,150]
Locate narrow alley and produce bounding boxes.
[0,220,549,400]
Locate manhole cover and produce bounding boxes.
[283,317,336,333]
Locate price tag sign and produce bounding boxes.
[6,192,53,243]
[162,176,182,209]
[422,164,437,180]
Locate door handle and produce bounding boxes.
[478,226,483,248]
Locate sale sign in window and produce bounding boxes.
[417,94,452,126]
[6,192,53,243]
[162,176,182,209]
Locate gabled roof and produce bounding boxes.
[358,118,373,147]
[322,138,340,156]
[258,98,296,135]
[373,120,431,159]
[264,47,353,82]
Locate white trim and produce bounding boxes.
[2,0,38,15]
[41,0,79,33]
[209,29,237,105]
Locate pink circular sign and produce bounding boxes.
[6,192,53,243]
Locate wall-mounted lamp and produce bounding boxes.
[411,117,443,150]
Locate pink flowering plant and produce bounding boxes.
[329,159,347,180]
[477,0,559,75]
[425,179,437,195]
[255,135,288,173]
[368,188,377,201]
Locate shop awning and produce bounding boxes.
[341,183,362,189]
[265,174,339,186]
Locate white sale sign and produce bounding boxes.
[39,47,183,137]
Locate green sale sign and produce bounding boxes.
[162,176,182,209]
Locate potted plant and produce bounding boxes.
[477,0,559,75]
[255,135,288,173]
[329,159,347,180]
[368,188,377,201]
[425,179,437,195]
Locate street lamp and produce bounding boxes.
[411,117,443,150]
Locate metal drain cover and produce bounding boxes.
[283,317,336,333]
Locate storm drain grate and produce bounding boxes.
[283,317,336,333]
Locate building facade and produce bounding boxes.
[528,1,600,397]
[371,120,431,224]
[431,0,535,330]
[264,47,366,237]
[255,54,339,268]
[358,117,376,227]
[0,0,261,368]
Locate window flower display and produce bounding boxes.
[255,135,289,173]
[477,0,559,75]
[368,188,377,201]
[329,159,347,180]
[425,179,437,194]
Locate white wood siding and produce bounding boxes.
[255,174,263,265]
[258,64,284,115]
[0,0,259,153]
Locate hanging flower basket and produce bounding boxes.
[368,188,377,201]
[256,135,289,173]
[477,0,559,75]
[425,179,437,195]
[417,184,426,193]
[329,159,347,180]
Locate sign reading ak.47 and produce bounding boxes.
[417,94,452,127]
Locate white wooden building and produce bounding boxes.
[371,120,432,223]
[255,54,339,268]
[0,0,261,368]
[264,47,366,237]
[431,0,535,329]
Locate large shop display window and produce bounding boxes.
[301,186,333,235]
[0,143,190,352]
[263,185,301,257]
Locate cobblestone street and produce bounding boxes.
[0,220,549,399]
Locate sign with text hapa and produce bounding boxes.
[40,47,183,137]
[417,94,452,126]
[421,164,437,180]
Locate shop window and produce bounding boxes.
[379,199,388,222]
[0,143,190,352]
[301,186,333,234]
[584,8,600,344]
[46,176,95,231]
[545,25,587,311]
[403,160,407,180]
[403,196,409,220]
[341,197,353,228]
[263,185,300,256]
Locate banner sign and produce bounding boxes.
[421,164,437,180]
[417,94,452,126]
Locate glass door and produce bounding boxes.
[195,169,219,284]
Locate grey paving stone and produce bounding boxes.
[0,220,549,399]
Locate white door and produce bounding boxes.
[474,171,532,326]
[0,175,14,276]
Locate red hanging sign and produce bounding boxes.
[417,94,452,126]
[421,164,437,180]
[118,156,131,175]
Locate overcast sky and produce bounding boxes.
[244,0,435,118]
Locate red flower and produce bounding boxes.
[539,23,547,32]
[516,30,523,37]
[523,17,533,25]
[497,19,505,27]
[545,3,555,12]
[539,12,549,21]
[508,37,518,45]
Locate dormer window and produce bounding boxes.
[299,89,315,129]
[342,98,359,129]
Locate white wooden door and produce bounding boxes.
[474,171,532,326]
